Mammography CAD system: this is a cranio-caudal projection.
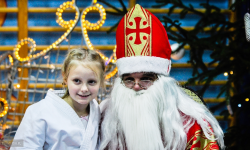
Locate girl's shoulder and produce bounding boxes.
[27,90,64,112]
[24,99,48,117]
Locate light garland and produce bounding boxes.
[13,0,80,62]
[81,2,106,50]
[97,46,117,65]
[56,1,79,29]
[0,98,8,118]
[13,38,36,62]
[13,0,117,79]
[79,0,118,79]
[97,46,117,80]
[105,67,118,80]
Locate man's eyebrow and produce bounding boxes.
[123,73,130,76]
[122,74,130,78]
[142,74,155,77]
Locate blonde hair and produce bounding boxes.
[61,48,105,98]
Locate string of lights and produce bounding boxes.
[11,0,118,79]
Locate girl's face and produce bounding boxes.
[65,64,100,106]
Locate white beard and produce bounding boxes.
[100,76,224,150]
[114,80,164,150]
[100,77,168,150]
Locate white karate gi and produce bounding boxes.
[10,90,100,150]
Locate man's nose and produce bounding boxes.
[132,80,143,91]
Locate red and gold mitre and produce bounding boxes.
[116,4,172,76]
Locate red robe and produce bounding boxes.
[186,122,220,150]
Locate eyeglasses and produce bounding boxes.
[121,73,158,89]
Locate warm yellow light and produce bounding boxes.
[8,55,13,64]
[13,38,36,62]
[105,67,118,80]
[81,3,106,50]
[16,84,20,89]
[230,71,233,75]
[224,72,228,76]
[246,98,249,102]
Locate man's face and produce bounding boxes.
[121,72,158,91]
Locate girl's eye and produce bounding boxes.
[88,80,97,85]
[73,79,81,84]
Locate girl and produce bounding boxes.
[10,49,105,150]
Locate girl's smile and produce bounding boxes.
[77,93,91,98]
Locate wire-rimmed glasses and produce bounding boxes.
[121,73,158,89]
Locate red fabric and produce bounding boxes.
[116,4,171,60]
[186,122,220,150]
[116,16,125,59]
[149,11,171,59]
